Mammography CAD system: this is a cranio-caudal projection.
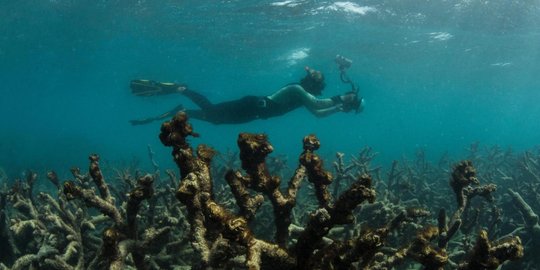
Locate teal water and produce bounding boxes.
[1,1,539,176]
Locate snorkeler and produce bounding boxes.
[129,66,363,125]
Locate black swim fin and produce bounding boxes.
[130,79,186,96]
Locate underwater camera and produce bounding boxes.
[335,54,352,70]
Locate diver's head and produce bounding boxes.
[300,66,326,96]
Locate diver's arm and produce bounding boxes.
[309,105,343,118]
[268,85,337,110]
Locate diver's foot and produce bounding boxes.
[158,82,187,94]
[153,82,187,95]
[177,85,187,93]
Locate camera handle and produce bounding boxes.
[335,55,357,92]
[335,55,362,113]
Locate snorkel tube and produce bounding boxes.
[335,55,363,113]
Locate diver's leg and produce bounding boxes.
[182,89,214,110]
[183,109,210,123]
[131,79,215,110]
[131,80,186,96]
[196,96,261,124]
[130,104,184,125]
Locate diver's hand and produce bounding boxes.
[341,92,360,113]
[340,92,357,104]
[332,92,357,105]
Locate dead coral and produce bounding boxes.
[161,112,486,270]
[295,173,376,269]
[234,133,306,247]
[507,188,540,237]
[159,112,294,269]
[0,112,533,269]
[64,159,169,270]
[458,230,523,270]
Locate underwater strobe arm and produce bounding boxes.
[335,55,362,113]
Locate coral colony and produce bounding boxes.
[1,111,535,269]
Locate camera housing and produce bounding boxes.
[335,55,352,70]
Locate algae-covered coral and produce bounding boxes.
[0,112,535,269]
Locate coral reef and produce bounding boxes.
[0,112,534,269]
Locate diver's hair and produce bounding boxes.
[300,73,325,96]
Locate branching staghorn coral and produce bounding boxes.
[449,161,520,268]
[378,225,449,270]
[235,133,306,246]
[224,170,264,222]
[0,182,19,266]
[63,155,170,270]
[1,112,534,269]
[159,112,408,269]
[159,112,294,269]
[369,160,522,270]
[155,112,529,270]
[332,152,356,199]
[308,204,431,269]
[35,190,87,269]
[2,168,107,269]
[295,147,376,269]
[458,229,523,270]
[507,188,540,237]
[8,172,48,254]
[448,161,498,228]
[331,147,381,202]
[159,112,445,269]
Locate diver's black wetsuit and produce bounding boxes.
[183,89,300,124]
[129,77,346,126]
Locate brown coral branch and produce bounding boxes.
[437,208,462,249]
[126,174,155,239]
[458,230,523,270]
[126,174,156,269]
[110,239,139,270]
[295,173,376,269]
[63,181,124,225]
[205,200,295,270]
[450,160,479,209]
[383,226,448,270]
[300,134,333,208]
[46,171,60,190]
[88,154,114,204]
[319,208,428,269]
[225,170,264,221]
[449,161,497,225]
[159,111,200,179]
[161,113,297,268]
[160,112,218,266]
[236,132,305,247]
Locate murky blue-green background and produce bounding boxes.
[1,1,539,176]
